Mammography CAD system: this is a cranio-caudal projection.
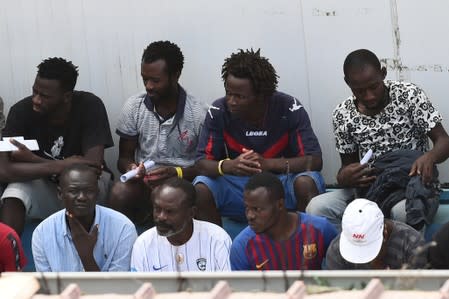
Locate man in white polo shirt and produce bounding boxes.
[131,178,231,272]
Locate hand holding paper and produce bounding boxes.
[0,136,39,152]
[360,149,373,165]
[9,138,42,163]
[120,160,155,182]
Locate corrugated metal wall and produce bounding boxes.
[1,0,449,183]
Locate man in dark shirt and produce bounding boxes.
[194,49,325,225]
[0,57,113,235]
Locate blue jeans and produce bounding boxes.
[193,171,325,222]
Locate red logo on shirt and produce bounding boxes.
[178,130,193,147]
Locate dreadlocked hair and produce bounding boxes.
[37,57,79,91]
[221,48,278,97]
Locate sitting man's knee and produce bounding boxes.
[193,182,221,224]
[294,176,320,211]
[194,183,212,200]
[294,176,319,195]
[108,181,148,220]
[110,181,145,201]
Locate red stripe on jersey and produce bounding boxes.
[205,133,215,160]
[262,133,289,158]
[223,131,245,154]
[300,223,308,269]
[253,235,270,270]
[318,230,325,262]
[246,240,260,270]
[264,236,279,270]
[296,131,305,156]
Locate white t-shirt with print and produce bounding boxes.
[131,219,231,272]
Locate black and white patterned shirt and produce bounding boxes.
[333,80,442,161]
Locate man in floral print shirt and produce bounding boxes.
[307,49,449,230]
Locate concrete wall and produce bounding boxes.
[1,0,449,183]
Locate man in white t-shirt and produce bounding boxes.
[131,178,231,272]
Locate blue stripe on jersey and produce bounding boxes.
[236,213,337,270]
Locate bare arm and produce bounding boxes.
[0,143,103,183]
[196,159,224,178]
[83,144,104,164]
[0,152,67,182]
[145,164,199,185]
[196,150,261,178]
[196,149,322,177]
[410,123,449,183]
[117,138,138,174]
[233,149,323,174]
[258,155,322,173]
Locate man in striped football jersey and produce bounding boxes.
[231,172,336,270]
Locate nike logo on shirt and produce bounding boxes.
[152,264,168,271]
[256,259,269,270]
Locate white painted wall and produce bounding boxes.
[1,0,449,183]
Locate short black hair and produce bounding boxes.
[59,164,99,187]
[37,57,79,92]
[222,48,278,97]
[343,49,381,76]
[244,172,284,201]
[141,41,184,76]
[153,177,196,207]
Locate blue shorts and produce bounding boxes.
[193,171,325,222]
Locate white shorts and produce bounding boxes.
[1,171,112,220]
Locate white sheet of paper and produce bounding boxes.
[360,149,373,165]
[3,136,24,142]
[0,137,39,152]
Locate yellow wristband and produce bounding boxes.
[218,158,230,176]
[175,167,183,179]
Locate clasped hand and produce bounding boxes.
[224,148,266,176]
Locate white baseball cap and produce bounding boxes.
[339,198,384,264]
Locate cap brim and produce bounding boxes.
[339,233,383,264]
